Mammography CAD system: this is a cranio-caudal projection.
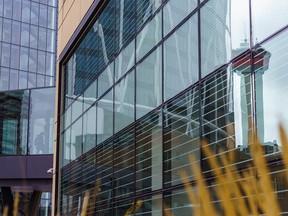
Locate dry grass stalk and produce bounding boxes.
[201,141,236,216]
[163,203,175,216]
[279,123,288,180]
[86,179,100,215]
[3,206,8,216]
[80,191,90,216]
[179,170,200,216]
[2,193,19,216]
[251,138,280,215]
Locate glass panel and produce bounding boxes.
[39,4,48,27]
[164,189,195,215]
[30,25,38,49]
[36,74,45,87]
[136,0,162,30]
[3,0,12,19]
[136,111,162,194]
[113,199,134,216]
[62,128,71,166]
[136,12,162,61]
[255,30,288,155]
[68,160,82,215]
[83,106,96,153]
[29,48,37,73]
[47,29,56,52]
[83,80,97,111]
[1,43,10,68]
[60,166,70,214]
[45,76,54,87]
[81,149,96,199]
[97,0,116,72]
[252,0,288,44]
[31,2,39,26]
[19,71,28,89]
[64,56,77,109]
[163,0,197,36]
[70,117,83,160]
[114,71,134,133]
[95,205,113,216]
[231,0,250,51]
[22,1,30,23]
[38,27,47,51]
[46,53,54,76]
[48,6,56,29]
[136,46,162,119]
[164,87,200,186]
[114,130,134,200]
[28,72,36,88]
[21,23,30,47]
[20,47,29,71]
[29,88,55,154]
[37,51,46,74]
[98,63,114,97]
[2,19,12,43]
[0,90,29,155]
[0,67,9,91]
[97,90,113,145]
[96,141,113,206]
[114,39,135,82]
[9,69,19,90]
[0,1,3,17]
[10,45,20,69]
[164,16,198,101]
[0,18,2,41]
[115,1,136,50]
[38,193,52,215]
[13,0,21,21]
[201,0,250,77]
[12,21,21,45]
[137,194,163,216]
[71,96,83,124]
[64,106,72,130]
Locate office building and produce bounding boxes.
[0,0,57,215]
[55,0,288,215]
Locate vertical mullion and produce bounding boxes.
[26,89,31,155]
[249,0,256,145]
[161,4,165,216]
[111,1,116,213]
[197,1,204,215]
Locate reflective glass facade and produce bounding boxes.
[0,0,57,155]
[58,0,288,215]
[0,88,55,155]
[0,0,57,91]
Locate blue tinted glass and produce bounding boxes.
[21,1,30,23]
[29,88,55,154]
[114,70,135,133]
[0,90,29,155]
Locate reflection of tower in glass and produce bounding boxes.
[254,46,271,144]
[232,40,271,146]
[201,0,234,151]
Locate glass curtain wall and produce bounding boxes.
[0,0,57,91]
[0,87,55,155]
[59,0,288,214]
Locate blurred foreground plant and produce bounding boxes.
[175,124,288,216]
